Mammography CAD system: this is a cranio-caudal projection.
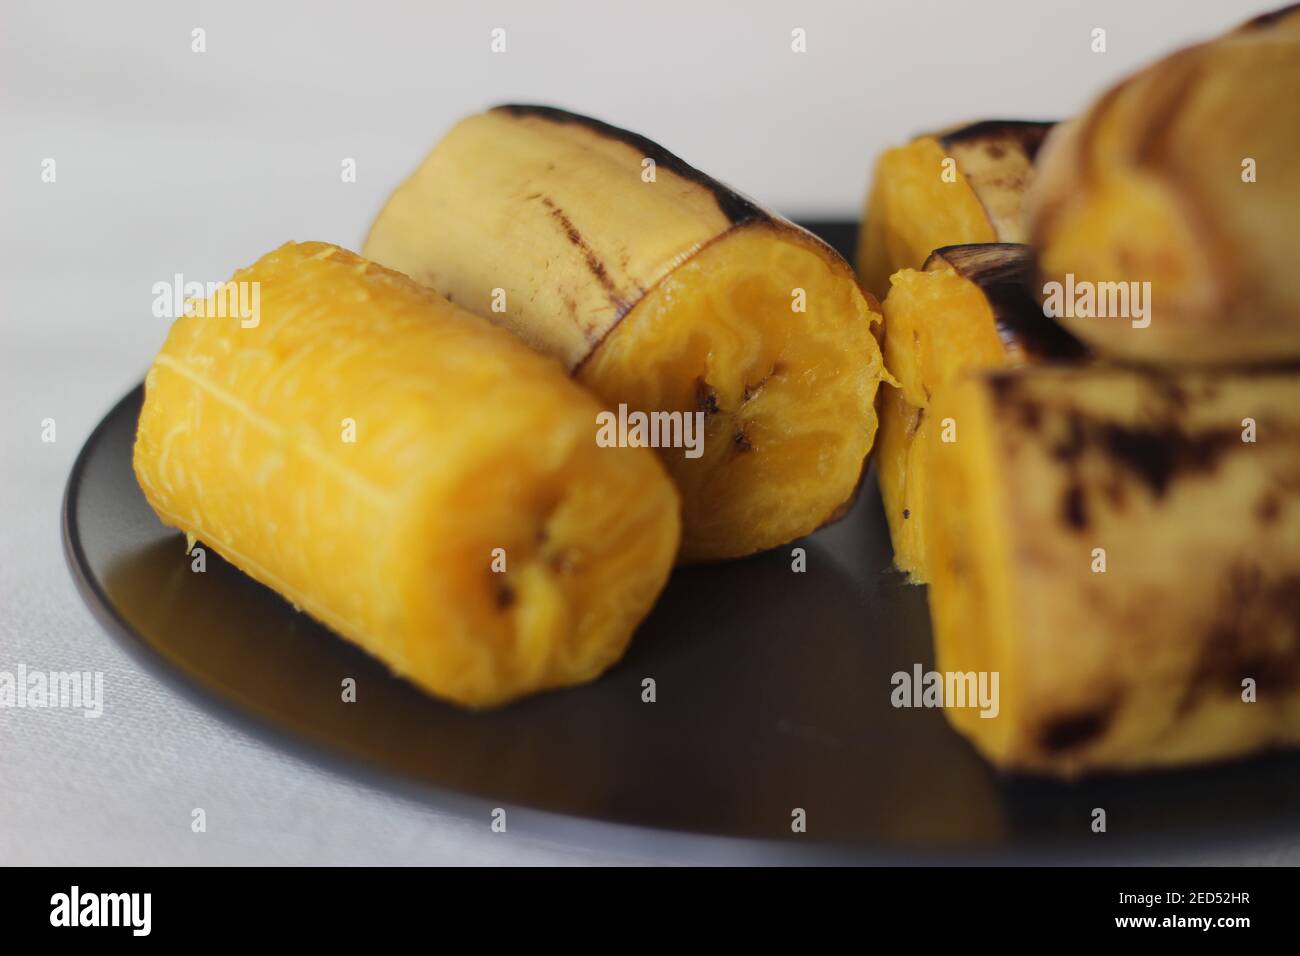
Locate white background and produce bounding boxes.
[3,0,1295,864]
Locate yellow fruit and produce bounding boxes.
[877,244,1085,582]
[925,365,1300,775]
[133,241,680,708]
[1028,5,1300,364]
[364,105,885,562]
[856,120,1053,300]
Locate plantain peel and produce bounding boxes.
[877,244,1086,583]
[857,120,1054,300]
[1028,6,1300,364]
[364,105,885,562]
[925,365,1300,776]
[133,241,680,708]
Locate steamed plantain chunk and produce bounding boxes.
[1028,5,1300,364]
[857,120,1054,300]
[877,244,1085,582]
[925,365,1300,775]
[133,241,680,708]
[364,105,885,562]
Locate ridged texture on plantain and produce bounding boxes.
[925,365,1300,775]
[1027,5,1300,365]
[856,120,1054,300]
[877,244,1085,582]
[133,241,680,708]
[364,105,885,562]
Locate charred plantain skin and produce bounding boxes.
[1233,1,1300,35]
[1027,5,1300,365]
[133,242,680,708]
[877,244,1085,582]
[365,106,886,562]
[925,365,1300,776]
[856,120,1054,299]
[933,123,1055,245]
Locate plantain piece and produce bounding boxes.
[878,244,1086,583]
[364,105,885,563]
[856,120,1054,300]
[133,241,680,708]
[925,364,1300,776]
[1235,1,1300,33]
[1027,4,1300,365]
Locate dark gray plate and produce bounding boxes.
[62,223,1300,864]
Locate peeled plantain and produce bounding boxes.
[877,244,1085,583]
[1028,4,1300,364]
[133,241,680,708]
[857,120,1054,300]
[364,105,885,563]
[925,364,1300,775]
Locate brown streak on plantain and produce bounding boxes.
[1098,423,1236,498]
[538,196,633,315]
[497,106,871,383]
[1062,483,1089,531]
[495,104,769,228]
[1179,568,1300,714]
[992,377,1237,499]
[1038,704,1116,753]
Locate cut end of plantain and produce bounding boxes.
[134,241,680,708]
[365,105,885,562]
[579,221,883,561]
[876,244,1084,582]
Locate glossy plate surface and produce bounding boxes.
[63,223,1300,863]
